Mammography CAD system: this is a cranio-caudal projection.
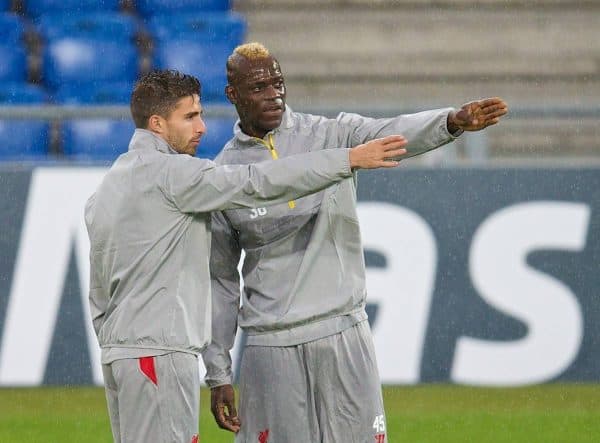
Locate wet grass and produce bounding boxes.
[0,384,599,442]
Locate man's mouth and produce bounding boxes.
[264,98,284,113]
[264,105,282,111]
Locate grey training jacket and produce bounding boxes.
[203,106,458,387]
[84,129,352,363]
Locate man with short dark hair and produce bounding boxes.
[85,69,409,443]
[203,43,508,443]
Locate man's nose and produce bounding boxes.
[264,85,280,99]
[197,117,207,134]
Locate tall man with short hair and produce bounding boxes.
[85,69,409,443]
[203,43,508,442]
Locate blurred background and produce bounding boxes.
[0,1,598,442]
[0,0,598,163]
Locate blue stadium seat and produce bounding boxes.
[25,0,121,16]
[0,0,9,10]
[0,83,50,160]
[42,38,138,89]
[0,120,50,160]
[0,13,26,44]
[62,119,135,161]
[35,12,139,42]
[0,44,27,81]
[136,0,231,16]
[153,39,234,101]
[0,82,48,103]
[147,12,246,44]
[54,82,132,104]
[197,116,234,159]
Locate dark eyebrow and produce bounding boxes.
[185,111,200,118]
[248,80,267,87]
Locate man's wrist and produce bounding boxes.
[446,111,463,137]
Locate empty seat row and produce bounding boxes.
[10,0,231,16]
[0,82,233,161]
[31,11,245,42]
[0,11,246,101]
[0,0,241,161]
[0,117,234,162]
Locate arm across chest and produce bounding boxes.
[223,190,325,247]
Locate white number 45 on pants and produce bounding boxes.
[373,414,386,433]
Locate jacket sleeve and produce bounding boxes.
[162,148,352,213]
[84,194,108,338]
[201,211,242,387]
[336,107,458,159]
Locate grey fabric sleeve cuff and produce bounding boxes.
[205,376,234,388]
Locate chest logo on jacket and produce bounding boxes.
[250,207,268,219]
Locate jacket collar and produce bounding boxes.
[128,128,178,154]
[232,105,295,143]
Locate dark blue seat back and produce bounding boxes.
[147,12,246,44]
[62,119,135,161]
[153,39,233,101]
[54,82,133,104]
[0,13,25,44]
[0,83,50,160]
[35,12,139,41]
[136,0,231,16]
[0,121,50,159]
[43,38,138,89]
[197,116,234,159]
[26,0,121,15]
[0,44,27,81]
[0,82,48,103]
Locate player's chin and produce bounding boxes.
[260,114,283,130]
[188,140,201,156]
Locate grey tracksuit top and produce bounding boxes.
[203,106,458,387]
[84,129,353,363]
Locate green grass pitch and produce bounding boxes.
[1,384,599,442]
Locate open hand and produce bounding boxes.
[448,97,508,132]
[210,384,241,433]
[349,135,408,169]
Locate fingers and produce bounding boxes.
[384,147,407,158]
[380,147,408,168]
[383,138,407,152]
[477,97,507,109]
[213,404,240,432]
[226,402,240,429]
[380,160,401,168]
[479,99,508,116]
[211,386,241,433]
[378,135,407,146]
[478,105,508,127]
[485,108,508,121]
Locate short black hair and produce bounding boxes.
[130,70,201,128]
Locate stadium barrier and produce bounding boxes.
[0,166,597,386]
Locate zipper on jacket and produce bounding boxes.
[256,134,296,209]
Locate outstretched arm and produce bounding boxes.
[447,97,509,133]
[336,97,508,160]
[164,135,408,213]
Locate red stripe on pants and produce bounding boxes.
[139,356,158,386]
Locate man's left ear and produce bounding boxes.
[225,85,237,105]
[148,115,164,134]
